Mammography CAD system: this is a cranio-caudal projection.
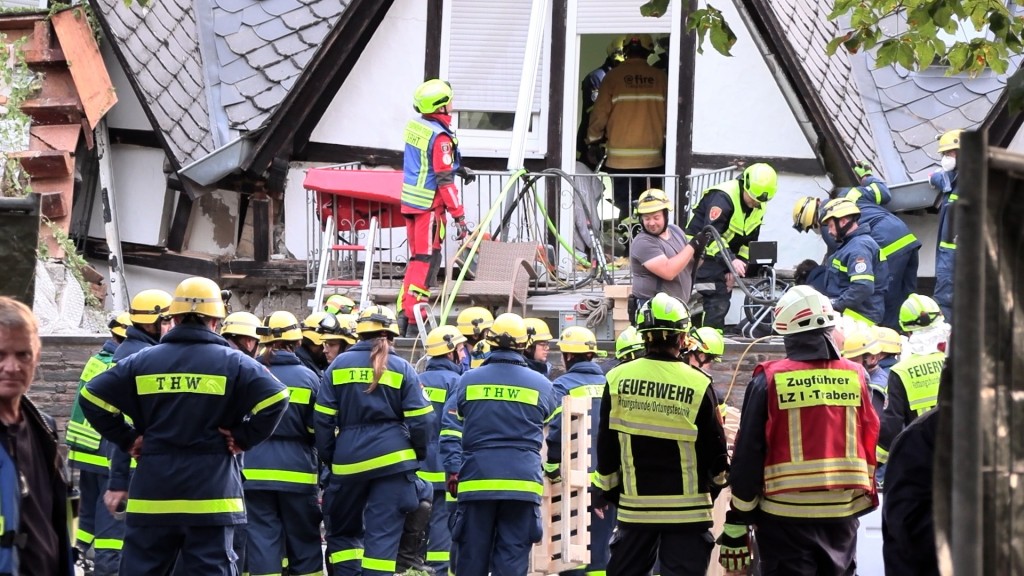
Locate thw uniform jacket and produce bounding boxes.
[418,357,463,491]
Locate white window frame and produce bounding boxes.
[439,0,551,159]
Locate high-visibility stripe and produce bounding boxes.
[831,258,847,272]
[362,557,396,572]
[66,434,101,450]
[136,373,227,396]
[94,538,123,550]
[332,368,403,389]
[850,274,874,282]
[332,449,417,475]
[76,529,94,544]
[606,147,663,156]
[568,384,604,398]
[439,429,462,438]
[67,421,102,439]
[252,389,289,414]
[424,387,447,404]
[80,356,112,383]
[465,384,539,405]
[68,450,111,468]
[760,490,875,518]
[765,458,870,478]
[417,470,446,483]
[586,571,607,576]
[876,445,889,464]
[242,469,318,484]
[404,405,434,418]
[608,418,698,441]
[610,94,666,103]
[939,241,957,250]
[616,506,712,524]
[870,182,883,204]
[842,309,875,326]
[845,188,863,203]
[617,493,711,509]
[314,403,338,416]
[81,388,120,414]
[127,498,244,515]
[286,387,312,405]
[329,548,363,564]
[948,193,958,202]
[290,572,325,576]
[731,493,759,512]
[427,550,450,562]
[458,479,543,496]
[880,233,917,257]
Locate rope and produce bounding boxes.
[723,335,775,405]
[575,297,611,330]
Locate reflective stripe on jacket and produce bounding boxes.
[402,117,460,212]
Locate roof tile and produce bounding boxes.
[241,4,275,27]
[214,8,244,36]
[261,0,303,17]
[254,85,288,110]
[904,95,953,122]
[274,34,310,57]
[281,6,315,30]
[224,25,263,55]
[879,79,930,105]
[298,18,331,46]
[308,0,339,19]
[216,0,251,14]
[254,18,293,43]
[220,83,246,106]
[219,55,261,84]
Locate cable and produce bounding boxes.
[722,335,776,405]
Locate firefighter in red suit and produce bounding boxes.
[719,285,879,575]
[399,79,472,328]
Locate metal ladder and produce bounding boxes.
[311,215,378,312]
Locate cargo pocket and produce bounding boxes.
[450,506,465,544]
[398,472,420,514]
[529,505,544,543]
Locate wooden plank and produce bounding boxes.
[166,193,193,253]
[10,149,72,177]
[51,7,117,129]
[251,196,270,263]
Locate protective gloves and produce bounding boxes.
[717,522,752,572]
[454,217,470,241]
[455,166,476,184]
[853,160,873,180]
[446,473,459,498]
[543,461,561,483]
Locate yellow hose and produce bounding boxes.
[723,335,775,405]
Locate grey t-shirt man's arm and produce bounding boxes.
[629,224,692,301]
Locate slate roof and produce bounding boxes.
[91,0,349,166]
[765,0,1021,182]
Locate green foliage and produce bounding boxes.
[686,4,737,56]
[44,218,102,309]
[1,34,39,198]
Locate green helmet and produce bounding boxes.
[690,326,725,357]
[614,326,645,360]
[413,79,453,114]
[899,293,943,332]
[742,163,778,203]
[636,292,691,335]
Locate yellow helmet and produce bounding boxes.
[301,312,329,345]
[221,312,261,339]
[937,129,963,153]
[456,307,494,337]
[742,163,778,203]
[129,289,173,324]
[330,314,359,345]
[168,277,226,319]
[635,188,673,215]
[842,328,881,359]
[607,36,625,61]
[819,197,860,223]
[108,312,131,339]
[690,326,725,357]
[258,311,302,344]
[792,196,820,233]
[623,33,654,52]
[487,313,530,350]
[872,326,902,355]
[356,305,400,337]
[615,326,645,360]
[557,326,599,354]
[324,294,357,315]
[426,325,468,357]
[413,79,453,114]
[524,318,554,345]
[899,293,943,332]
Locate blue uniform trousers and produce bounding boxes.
[562,503,616,576]
[424,490,453,573]
[324,472,419,576]
[754,517,858,575]
[454,500,541,576]
[245,490,323,576]
[120,524,237,575]
[606,526,714,576]
[78,470,125,576]
[934,246,955,320]
[446,499,459,575]
[881,248,919,330]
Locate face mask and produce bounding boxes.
[941,155,957,172]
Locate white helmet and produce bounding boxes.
[773,286,837,335]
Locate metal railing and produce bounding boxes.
[305,165,738,300]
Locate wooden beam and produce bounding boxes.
[251,196,270,263]
[691,152,822,175]
[546,0,566,170]
[675,0,697,185]
[107,128,164,149]
[295,142,404,167]
[423,0,443,80]
[166,192,193,253]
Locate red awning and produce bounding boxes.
[303,168,404,230]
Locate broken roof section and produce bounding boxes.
[90,0,349,169]
[758,0,1021,183]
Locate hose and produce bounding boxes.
[722,335,775,405]
[699,225,779,306]
[574,297,611,330]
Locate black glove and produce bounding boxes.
[454,217,470,241]
[543,461,561,483]
[717,523,752,572]
[689,229,712,257]
[586,142,605,167]
[455,166,476,184]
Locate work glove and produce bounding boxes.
[455,166,476,184]
[586,142,605,167]
[446,473,459,498]
[853,160,873,180]
[689,229,713,258]
[717,523,752,572]
[454,217,470,241]
[543,461,561,483]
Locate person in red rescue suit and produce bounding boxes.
[400,79,472,327]
[719,286,879,575]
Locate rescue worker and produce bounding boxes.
[818,198,886,326]
[876,294,947,469]
[592,293,728,574]
[686,326,726,418]
[598,325,645,373]
[842,326,886,417]
[524,317,555,376]
[82,277,289,574]
[586,33,668,232]
[417,326,467,575]
[321,313,358,364]
[723,286,878,575]
[315,305,433,576]
[67,312,127,575]
[872,325,902,382]
[685,163,778,331]
[241,311,323,576]
[220,311,261,357]
[456,306,493,370]
[399,79,471,330]
[544,326,612,576]
[929,129,962,320]
[298,312,331,376]
[629,189,709,319]
[325,294,358,315]
[444,313,557,575]
[577,37,624,168]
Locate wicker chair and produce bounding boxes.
[451,241,539,314]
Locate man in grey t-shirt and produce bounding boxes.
[629,189,710,318]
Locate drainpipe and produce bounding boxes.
[95,120,129,311]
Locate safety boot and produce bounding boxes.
[395,499,434,575]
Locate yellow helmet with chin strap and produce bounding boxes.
[937,129,963,153]
[792,196,821,232]
[557,326,599,354]
[356,305,401,337]
[221,312,261,339]
[168,278,226,319]
[258,311,302,344]
[108,312,131,339]
[129,289,173,324]
[742,163,778,203]
[413,79,453,114]
[301,312,329,345]
[524,318,554,346]
[426,325,468,357]
[456,307,494,338]
[635,188,673,215]
[819,197,861,223]
[842,327,881,359]
[324,294,357,315]
[487,313,530,350]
